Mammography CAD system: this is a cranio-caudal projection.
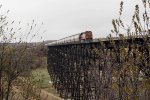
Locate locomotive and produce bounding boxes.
[47,31,93,46]
[79,31,93,41]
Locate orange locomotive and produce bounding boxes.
[79,31,93,42]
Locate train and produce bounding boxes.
[47,31,93,46]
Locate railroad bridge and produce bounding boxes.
[46,36,150,100]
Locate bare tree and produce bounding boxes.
[0,5,45,100]
[111,0,150,99]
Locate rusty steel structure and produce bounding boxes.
[47,36,150,100]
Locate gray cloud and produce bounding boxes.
[1,0,143,41]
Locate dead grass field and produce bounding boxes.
[32,68,62,100]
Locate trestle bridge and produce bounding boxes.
[47,36,150,100]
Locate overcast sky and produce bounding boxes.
[0,0,143,41]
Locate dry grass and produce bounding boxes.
[31,68,62,100]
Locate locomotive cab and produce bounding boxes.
[79,31,93,42]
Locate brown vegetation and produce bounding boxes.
[0,5,51,100]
